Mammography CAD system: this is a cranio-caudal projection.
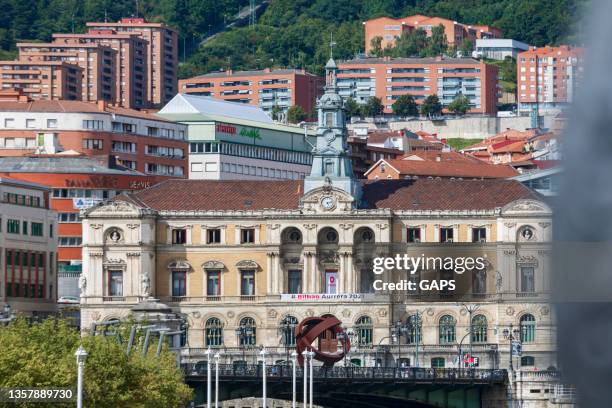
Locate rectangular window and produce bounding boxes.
[431,357,445,368]
[26,119,36,128]
[240,270,255,296]
[520,266,535,293]
[22,221,28,235]
[172,228,187,244]
[108,270,123,296]
[82,120,103,130]
[472,228,487,243]
[207,270,221,296]
[172,271,187,297]
[241,228,255,244]
[207,228,221,244]
[407,228,421,243]
[82,139,103,150]
[58,237,82,246]
[7,219,20,234]
[31,222,43,237]
[47,119,58,128]
[288,270,302,294]
[4,118,15,128]
[440,228,454,243]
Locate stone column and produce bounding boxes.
[311,253,319,293]
[266,252,274,295]
[302,252,310,293]
[338,252,346,294]
[274,253,282,294]
[346,252,354,293]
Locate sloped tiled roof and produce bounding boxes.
[371,158,518,179]
[116,178,536,212]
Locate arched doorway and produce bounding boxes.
[318,313,339,353]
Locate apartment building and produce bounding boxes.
[337,56,498,115]
[0,177,57,316]
[517,45,584,114]
[364,14,502,54]
[0,60,82,101]
[0,96,188,177]
[179,68,324,117]
[474,39,529,61]
[53,31,148,109]
[87,18,178,107]
[17,42,117,103]
[0,155,169,289]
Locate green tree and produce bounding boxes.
[459,38,474,57]
[369,35,383,57]
[287,105,307,123]
[391,28,428,57]
[361,96,384,117]
[447,93,471,115]
[0,318,193,407]
[420,94,443,118]
[270,105,282,121]
[391,94,418,117]
[344,97,361,118]
[424,24,448,57]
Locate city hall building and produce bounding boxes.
[80,59,555,400]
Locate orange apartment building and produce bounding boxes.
[0,95,188,177]
[337,56,498,115]
[517,45,584,114]
[0,155,168,279]
[52,30,148,109]
[16,42,117,104]
[364,14,502,54]
[0,60,82,101]
[87,18,179,107]
[179,68,325,117]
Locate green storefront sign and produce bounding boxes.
[240,127,261,141]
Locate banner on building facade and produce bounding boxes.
[280,293,374,302]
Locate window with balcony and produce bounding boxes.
[439,315,456,344]
[288,270,301,294]
[520,314,536,343]
[240,270,255,296]
[355,316,373,346]
[471,315,488,343]
[108,270,123,296]
[207,270,221,296]
[238,317,257,346]
[280,315,298,346]
[520,266,535,293]
[172,270,186,297]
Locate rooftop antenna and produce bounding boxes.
[104,10,108,23]
[329,32,336,59]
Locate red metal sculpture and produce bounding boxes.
[295,315,351,367]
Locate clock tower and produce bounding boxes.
[304,56,361,203]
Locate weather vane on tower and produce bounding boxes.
[329,33,336,59]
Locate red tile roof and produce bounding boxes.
[369,159,518,179]
[401,151,481,164]
[116,178,537,212]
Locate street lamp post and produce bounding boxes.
[307,350,314,408]
[459,303,480,368]
[301,350,308,407]
[503,324,521,373]
[214,352,221,408]
[259,347,267,408]
[291,351,297,408]
[205,348,212,408]
[75,345,88,408]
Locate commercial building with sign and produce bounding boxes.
[80,60,556,406]
[0,155,166,294]
[0,177,57,316]
[178,68,324,117]
[157,94,315,180]
[0,95,188,177]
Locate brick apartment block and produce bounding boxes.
[0,60,82,101]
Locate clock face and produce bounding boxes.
[321,196,335,210]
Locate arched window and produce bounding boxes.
[280,315,298,347]
[355,316,373,346]
[205,318,223,347]
[282,227,302,244]
[521,356,535,367]
[318,227,338,244]
[520,314,536,343]
[407,314,422,345]
[354,227,375,244]
[238,317,256,346]
[471,315,488,343]
[439,315,456,344]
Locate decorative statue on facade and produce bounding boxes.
[78,275,87,295]
[295,315,351,367]
[140,273,151,298]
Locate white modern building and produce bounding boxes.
[474,39,530,60]
[0,177,57,317]
[157,94,316,180]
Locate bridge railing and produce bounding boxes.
[182,363,507,384]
